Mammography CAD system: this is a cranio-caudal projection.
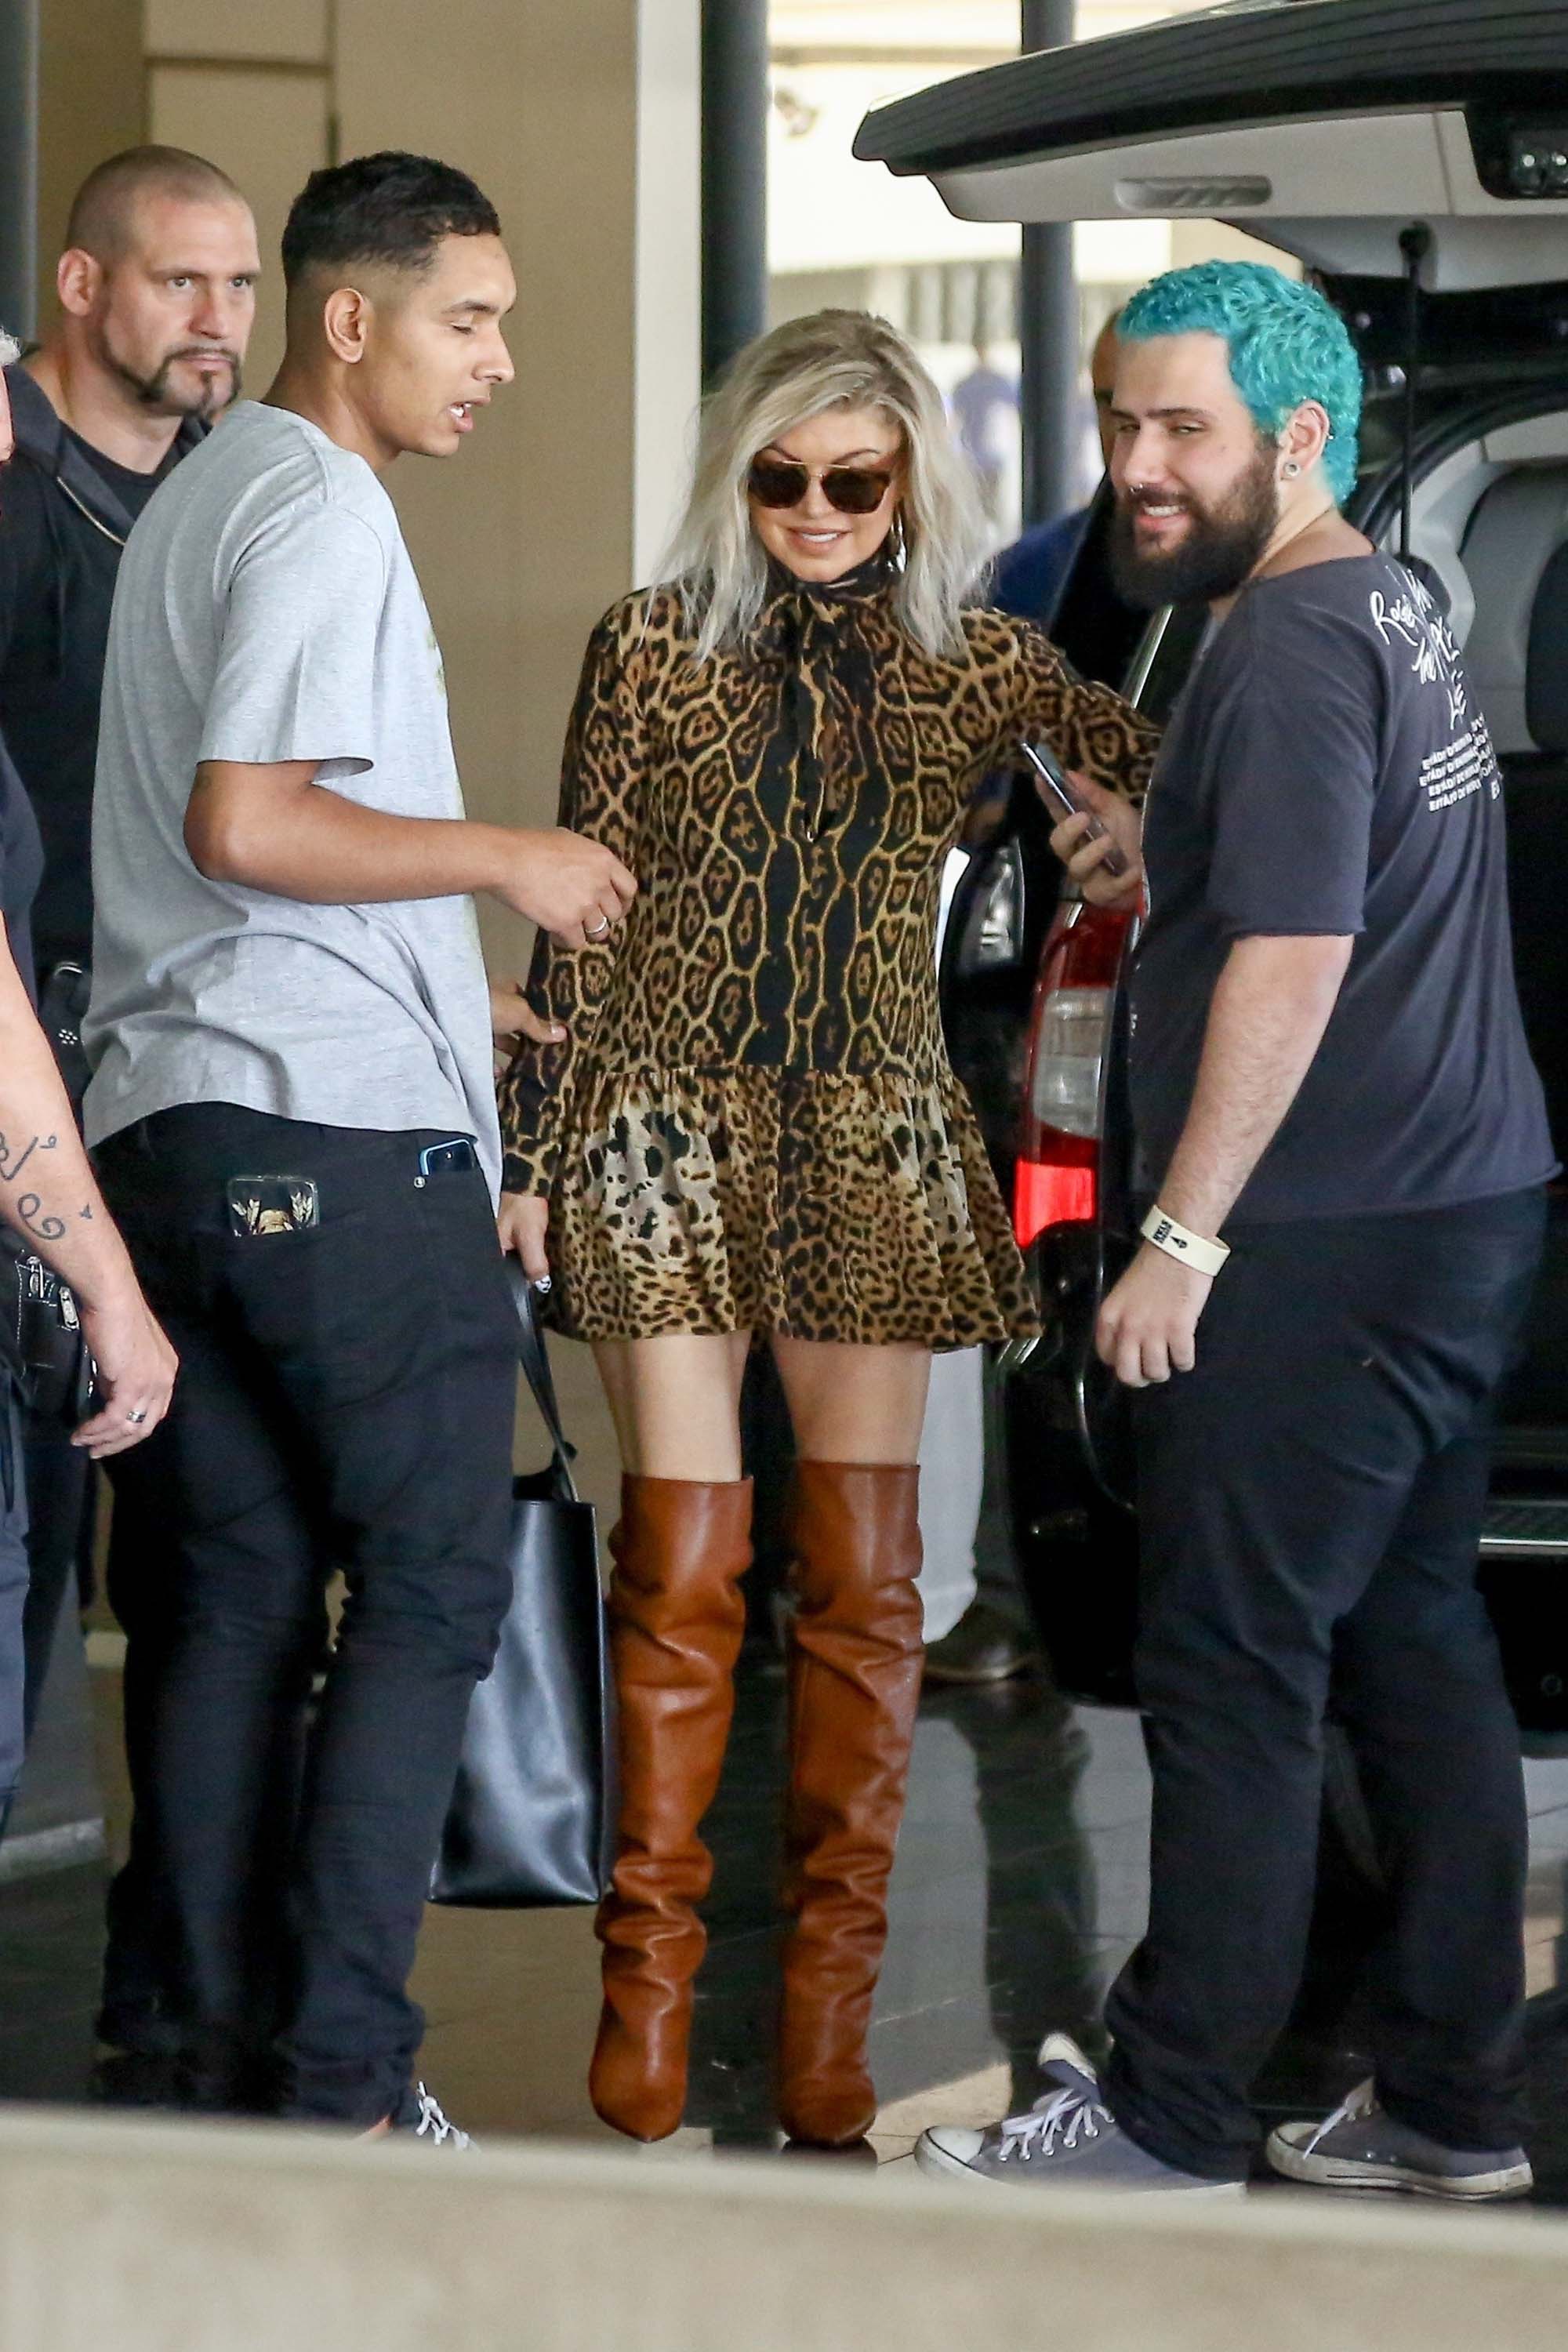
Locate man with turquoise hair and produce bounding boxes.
[921,260,1555,2200]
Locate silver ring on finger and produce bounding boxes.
[586,917,612,941]
[125,1406,148,1426]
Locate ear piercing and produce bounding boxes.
[1283,460,1301,478]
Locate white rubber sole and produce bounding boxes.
[1266,2129,1533,2201]
[915,2132,1246,2197]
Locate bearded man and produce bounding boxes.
[2,146,258,986]
[920,260,1555,2202]
[0,148,256,2074]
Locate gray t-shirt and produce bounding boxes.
[84,400,501,1195]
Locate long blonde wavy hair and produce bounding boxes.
[657,309,993,664]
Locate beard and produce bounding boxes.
[93,322,241,422]
[1109,437,1279,609]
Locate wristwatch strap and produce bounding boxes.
[1140,1205,1231,1279]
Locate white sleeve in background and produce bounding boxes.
[916,1344,985,1642]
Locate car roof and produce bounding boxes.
[854,0,1568,292]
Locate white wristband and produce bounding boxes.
[1141,1205,1230,1279]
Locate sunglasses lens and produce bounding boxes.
[748,459,810,509]
[822,468,893,515]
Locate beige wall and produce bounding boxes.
[146,61,332,391]
[335,0,704,970]
[40,0,702,975]
[35,0,143,314]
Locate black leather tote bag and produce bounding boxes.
[430,1268,614,1908]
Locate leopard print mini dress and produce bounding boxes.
[499,559,1157,1352]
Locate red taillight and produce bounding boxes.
[1014,900,1134,1250]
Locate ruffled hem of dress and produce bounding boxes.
[535,1063,1040,1353]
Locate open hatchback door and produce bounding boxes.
[855,0,1568,292]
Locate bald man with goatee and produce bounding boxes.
[0,145,258,2083]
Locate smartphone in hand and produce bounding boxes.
[1020,741,1130,880]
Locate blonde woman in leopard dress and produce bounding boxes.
[498,309,1157,2147]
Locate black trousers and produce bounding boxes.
[0,1390,28,1824]
[1102,1189,1546,2181]
[20,1414,95,1744]
[96,1105,516,2124]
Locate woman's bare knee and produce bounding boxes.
[592,1332,752,1481]
[769,1336,931,1465]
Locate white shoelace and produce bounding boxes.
[995,2083,1112,2165]
[412,2083,470,2150]
[1302,2078,1377,2158]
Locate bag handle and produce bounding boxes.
[506,1261,580,1499]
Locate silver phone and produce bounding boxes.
[1020,741,1130,880]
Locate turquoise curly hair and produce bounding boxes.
[1118,261,1363,506]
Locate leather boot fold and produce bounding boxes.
[779,1461,924,2146]
[590,1474,752,2140]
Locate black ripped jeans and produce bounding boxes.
[96,1105,516,2125]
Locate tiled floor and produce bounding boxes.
[3,1342,1568,2201]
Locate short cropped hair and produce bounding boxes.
[1120,261,1363,505]
[281,152,501,291]
[66,145,245,263]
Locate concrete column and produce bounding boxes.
[1018,0,1078,527]
[0,0,39,338]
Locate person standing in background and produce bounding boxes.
[950,343,1018,528]
[923,310,1125,1689]
[0,345,177,1849]
[990,310,1122,626]
[0,145,259,2071]
[2,146,257,1004]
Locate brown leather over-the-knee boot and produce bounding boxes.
[589,1473,752,2142]
[779,1461,924,2147]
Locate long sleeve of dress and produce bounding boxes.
[1004,617,1162,805]
[498,606,646,1197]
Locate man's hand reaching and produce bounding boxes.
[488,828,637,947]
[489,980,565,1076]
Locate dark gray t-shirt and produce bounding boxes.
[1130,554,1555,1222]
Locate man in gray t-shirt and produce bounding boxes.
[89,152,635,2140]
[86,394,504,1188]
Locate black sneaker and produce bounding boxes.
[923,1601,1040,1686]
[389,2082,474,2151]
[1268,2080,1531,2201]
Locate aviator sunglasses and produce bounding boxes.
[747,455,897,514]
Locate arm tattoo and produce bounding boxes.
[0,1133,71,1243]
[0,1131,56,1184]
[16,1194,65,1243]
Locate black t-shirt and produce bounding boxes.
[0,387,185,974]
[62,426,178,521]
[1130,554,1556,1222]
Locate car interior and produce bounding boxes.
[1395,416,1568,1460]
